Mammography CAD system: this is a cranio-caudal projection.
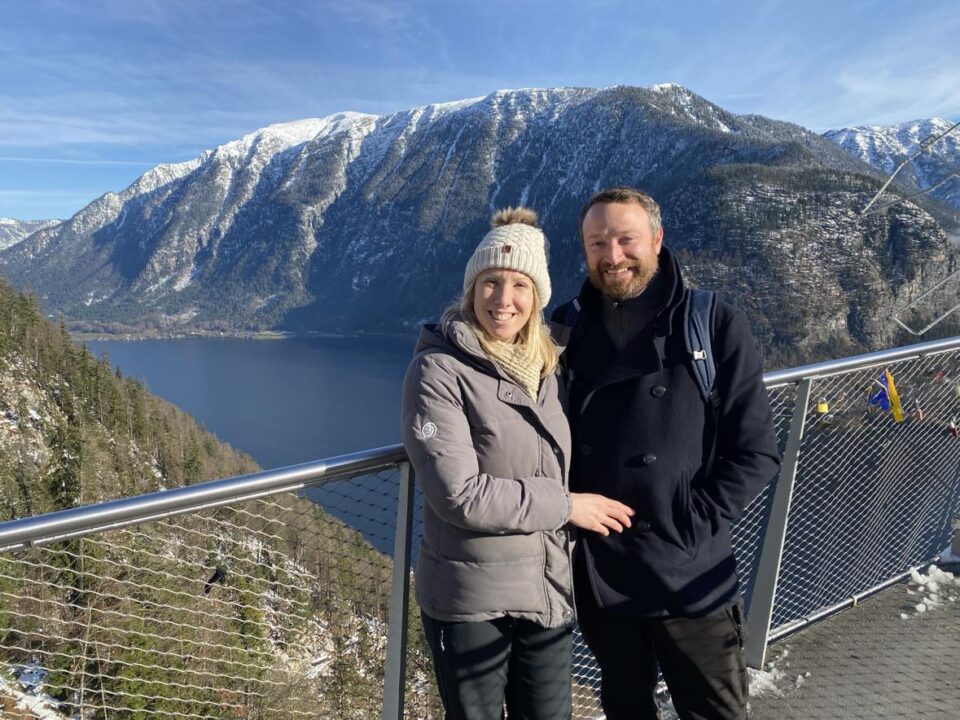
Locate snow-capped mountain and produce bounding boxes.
[825,118,960,210]
[0,218,59,252]
[1,85,955,359]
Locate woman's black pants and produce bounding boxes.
[421,612,573,720]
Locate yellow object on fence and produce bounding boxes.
[886,370,904,423]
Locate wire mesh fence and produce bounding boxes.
[770,348,960,634]
[0,468,431,719]
[1,341,959,719]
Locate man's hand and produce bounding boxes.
[568,493,635,536]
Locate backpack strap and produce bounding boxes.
[560,298,582,326]
[550,298,582,349]
[684,288,718,406]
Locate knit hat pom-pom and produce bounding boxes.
[491,206,539,229]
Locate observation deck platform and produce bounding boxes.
[747,560,959,720]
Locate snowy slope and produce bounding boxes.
[0,218,59,252]
[0,85,955,358]
[825,118,960,209]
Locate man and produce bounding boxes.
[554,187,781,720]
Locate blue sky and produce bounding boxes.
[1,0,958,220]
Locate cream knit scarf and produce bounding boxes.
[474,328,544,400]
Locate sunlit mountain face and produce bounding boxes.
[1,85,956,363]
[825,118,960,211]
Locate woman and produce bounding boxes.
[402,207,634,720]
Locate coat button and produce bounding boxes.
[581,444,592,456]
[651,385,667,397]
[642,454,657,465]
[552,446,561,455]
[635,520,652,531]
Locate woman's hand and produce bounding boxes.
[568,493,635,536]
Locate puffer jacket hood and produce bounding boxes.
[413,321,489,369]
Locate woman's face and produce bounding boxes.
[472,268,535,343]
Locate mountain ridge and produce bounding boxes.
[2,84,956,364]
[824,118,960,210]
[0,218,59,252]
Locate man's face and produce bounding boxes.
[582,200,664,300]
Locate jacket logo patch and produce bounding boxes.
[421,422,437,439]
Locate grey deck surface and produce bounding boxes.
[748,562,960,719]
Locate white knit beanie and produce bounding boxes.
[463,207,551,306]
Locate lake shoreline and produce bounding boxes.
[71,328,419,342]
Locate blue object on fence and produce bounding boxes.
[868,370,905,421]
[869,376,891,411]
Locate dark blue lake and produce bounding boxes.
[85,335,416,468]
[84,335,418,553]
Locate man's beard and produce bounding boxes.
[588,260,659,300]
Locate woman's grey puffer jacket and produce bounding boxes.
[401,321,574,628]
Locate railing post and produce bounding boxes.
[382,462,414,720]
[744,378,812,669]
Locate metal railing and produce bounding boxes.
[1,336,959,719]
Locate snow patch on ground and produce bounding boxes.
[82,291,112,307]
[0,670,66,719]
[900,565,960,619]
[651,648,797,719]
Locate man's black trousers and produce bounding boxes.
[576,579,748,720]
[421,612,573,720]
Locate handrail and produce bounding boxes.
[0,444,407,551]
[762,335,960,386]
[3,335,958,551]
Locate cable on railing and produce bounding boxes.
[860,119,960,215]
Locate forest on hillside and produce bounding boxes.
[0,280,439,718]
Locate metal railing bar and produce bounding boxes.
[766,560,939,643]
[762,335,960,386]
[744,378,810,669]
[382,463,414,720]
[0,444,406,551]
[3,339,957,553]
[0,489,299,551]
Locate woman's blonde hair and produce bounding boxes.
[441,278,559,377]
